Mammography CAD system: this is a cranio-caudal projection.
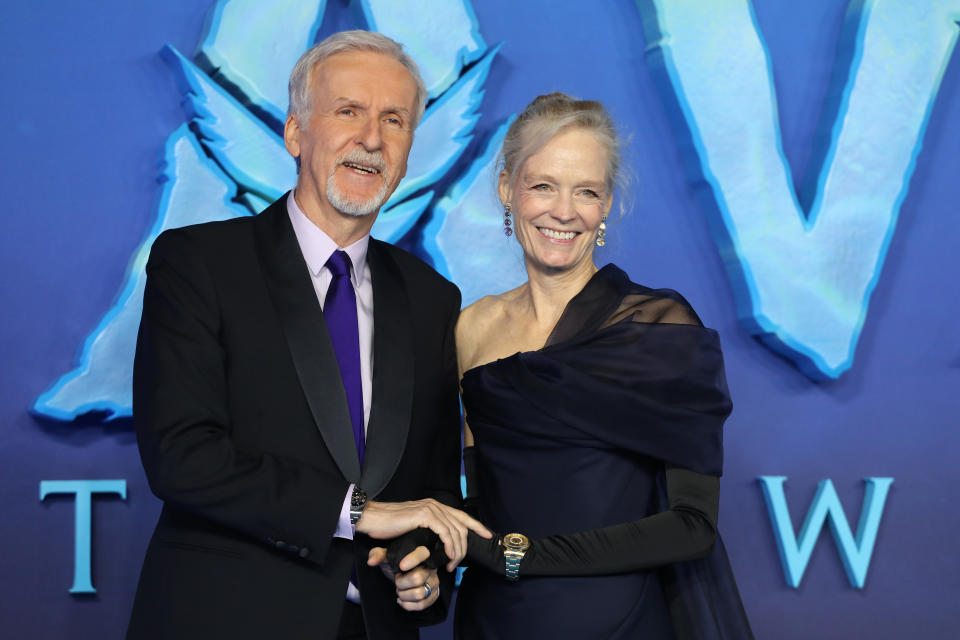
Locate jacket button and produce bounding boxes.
[299,547,310,558]
[275,540,286,549]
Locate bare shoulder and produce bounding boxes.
[456,285,525,374]
[456,295,503,371]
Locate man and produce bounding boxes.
[127,31,487,640]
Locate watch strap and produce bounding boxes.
[504,549,523,581]
[501,533,529,581]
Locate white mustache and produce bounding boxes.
[338,149,387,176]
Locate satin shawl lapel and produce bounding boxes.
[361,240,414,497]
[253,199,361,482]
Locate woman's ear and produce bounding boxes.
[498,170,514,209]
[604,193,614,217]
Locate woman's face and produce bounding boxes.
[501,128,612,274]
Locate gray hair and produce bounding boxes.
[499,93,627,216]
[288,30,428,128]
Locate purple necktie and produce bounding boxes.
[324,250,364,467]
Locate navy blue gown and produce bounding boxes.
[454,265,751,639]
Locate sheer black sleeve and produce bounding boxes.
[467,466,718,577]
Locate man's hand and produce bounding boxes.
[355,499,491,570]
[368,546,440,611]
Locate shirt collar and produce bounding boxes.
[286,192,370,286]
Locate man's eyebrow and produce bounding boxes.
[329,98,410,118]
[382,105,411,117]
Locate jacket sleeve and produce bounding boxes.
[428,285,465,509]
[134,229,349,566]
[413,283,463,622]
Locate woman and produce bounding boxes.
[453,94,752,639]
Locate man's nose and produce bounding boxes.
[356,116,383,151]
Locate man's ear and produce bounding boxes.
[283,114,301,159]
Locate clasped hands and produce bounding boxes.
[355,499,491,611]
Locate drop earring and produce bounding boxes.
[596,214,607,247]
[503,203,513,236]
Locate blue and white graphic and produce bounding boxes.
[357,0,485,100]
[637,0,960,378]
[32,127,251,420]
[33,0,510,421]
[759,476,894,588]
[425,118,526,306]
[196,0,326,126]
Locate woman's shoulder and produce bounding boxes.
[599,264,703,326]
[458,292,509,345]
[459,285,527,331]
[456,286,527,373]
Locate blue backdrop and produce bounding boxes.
[1,1,958,638]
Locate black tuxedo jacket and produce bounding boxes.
[127,197,463,640]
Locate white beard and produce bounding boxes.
[326,176,391,217]
[326,149,392,217]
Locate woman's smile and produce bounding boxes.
[536,226,579,242]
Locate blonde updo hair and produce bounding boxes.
[498,93,625,214]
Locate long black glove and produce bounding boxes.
[465,457,719,577]
[461,444,481,520]
[384,527,448,573]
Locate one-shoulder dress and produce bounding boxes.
[454,265,752,640]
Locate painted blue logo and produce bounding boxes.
[759,476,893,588]
[637,0,960,378]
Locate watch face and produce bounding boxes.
[351,487,367,508]
[504,533,529,550]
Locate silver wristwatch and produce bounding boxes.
[349,486,367,526]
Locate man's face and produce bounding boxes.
[284,50,418,220]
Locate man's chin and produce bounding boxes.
[327,187,388,218]
[337,206,377,218]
